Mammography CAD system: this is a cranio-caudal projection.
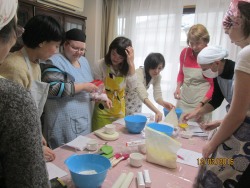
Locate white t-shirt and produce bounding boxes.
[235,44,250,116]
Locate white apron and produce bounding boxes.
[22,48,49,117]
[176,67,212,122]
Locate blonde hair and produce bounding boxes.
[187,24,210,45]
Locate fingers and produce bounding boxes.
[155,113,163,122]
[125,46,133,55]
[174,93,180,99]
[181,113,190,123]
[125,46,134,65]
[44,146,56,162]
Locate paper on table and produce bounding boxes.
[186,121,207,136]
[176,148,202,167]
[65,135,92,151]
[46,162,67,180]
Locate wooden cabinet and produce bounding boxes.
[12,0,87,51]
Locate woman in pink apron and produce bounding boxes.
[174,24,214,123]
[92,37,137,131]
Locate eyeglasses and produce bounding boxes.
[15,25,25,38]
[68,43,87,53]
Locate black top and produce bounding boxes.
[208,59,235,109]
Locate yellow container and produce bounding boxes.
[179,123,188,129]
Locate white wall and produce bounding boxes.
[83,0,103,66]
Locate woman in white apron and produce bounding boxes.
[174,24,214,123]
[0,15,64,161]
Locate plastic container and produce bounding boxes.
[147,122,174,136]
[124,115,147,134]
[64,154,111,188]
[163,108,183,119]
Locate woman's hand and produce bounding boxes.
[104,98,113,109]
[125,46,134,66]
[182,109,201,123]
[202,142,217,159]
[162,101,175,110]
[200,120,221,131]
[84,83,99,93]
[174,87,181,99]
[43,146,56,162]
[125,46,135,75]
[155,111,163,122]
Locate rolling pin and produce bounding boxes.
[120,172,134,188]
[111,172,127,188]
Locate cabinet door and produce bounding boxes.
[35,7,64,26]
[18,2,33,26]
[11,2,34,52]
[64,15,86,33]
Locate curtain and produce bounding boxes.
[101,0,118,58]
[114,0,234,120]
[117,0,183,115]
[194,0,239,120]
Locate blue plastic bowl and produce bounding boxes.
[65,154,111,188]
[163,108,183,119]
[147,122,174,136]
[124,115,147,134]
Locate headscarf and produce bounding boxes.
[223,0,250,29]
[197,46,228,65]
[65,28,86,42]
[0,0,18,30]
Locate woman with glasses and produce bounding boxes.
[0,14,64,161]
[174,24,214,122]
[125,53,174,122]
[92,36,137,131]
[0,0,49,187]
[41,28,107,149]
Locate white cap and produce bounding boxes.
[0,0,18,30]
[197,46,228,64]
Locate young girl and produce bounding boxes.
[92,36,137,130]
[126,53,174,122]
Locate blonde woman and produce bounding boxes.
[174,24,214,122]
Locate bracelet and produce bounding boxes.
[200,101,205,106]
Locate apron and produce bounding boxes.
[217,76,233,104]
[176,48,212,122]
[92,66,125,131]
[194,116,250,188]
[22,48,49,117]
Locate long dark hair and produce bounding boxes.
[144,53,165,85]
[104,36,132,76]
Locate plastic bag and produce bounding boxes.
[163,108,179,128]
[90,80,108,101]
[145,126,181,168]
